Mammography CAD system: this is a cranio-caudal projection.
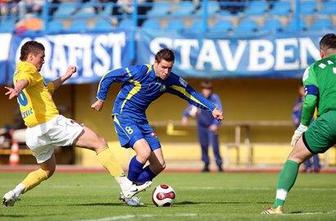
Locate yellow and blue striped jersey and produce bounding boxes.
[96,64,216,121]
[14,61,59,127]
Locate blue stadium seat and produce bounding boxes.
[209,20,232,33]
[166,19,184,32]
[234,18,258,34]
[142,19,161,30]
[70,19,88,33]
[146,2,171,17]
[73,2,96,18]
[101,3,114,17]
[283,19,307,32]
[53,2,79,18]
[170,2,195,17]
[244,1,269,16]
[196,1,220,16]
[263,18,283,33]
[47,19,64,34]
[309,18,333,31]
[299,0,317,15]
[118,19,135,30]
[0,18,15,33]
[94,18,114,31]
[270,1,291,16]
[320,1,336,15]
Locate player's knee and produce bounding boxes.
[137,153,151,162]
[160,162,166,171]
[43,167,55,178]
[137,148,151,162]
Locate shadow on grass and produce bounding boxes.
[71,202,146,207]
[175,201,269,205]
[0,214,26,218]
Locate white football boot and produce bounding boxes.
[122,181,152,198]
[3,190,20,207]
[119,193,144,207]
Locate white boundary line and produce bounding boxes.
[78,213,197,221]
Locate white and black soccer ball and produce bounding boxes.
[152,184,176,207]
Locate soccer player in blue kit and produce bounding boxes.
[91,48,223,196]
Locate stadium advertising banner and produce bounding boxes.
[137,31,321,78]
[6,32,133,84]
[0,33,12,84]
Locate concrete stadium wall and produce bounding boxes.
[71,78,300,143]
[1,78,300,141]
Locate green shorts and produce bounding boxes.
[303,111,336,154]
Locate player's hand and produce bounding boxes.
[212,108,223,121]
[291,124,308,147]
[4,86,20,100]
[181,116,188,126]
[64,65,77,79]
[91,99,104,111]
[209,124,219,133]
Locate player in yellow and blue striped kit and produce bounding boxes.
[91,48,223,193]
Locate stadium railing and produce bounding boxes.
[151,120,293,166]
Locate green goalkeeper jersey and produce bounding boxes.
[301,54,336,126]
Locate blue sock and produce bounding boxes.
[137,166,156,184]
[127,156,144,182]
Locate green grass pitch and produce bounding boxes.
[0,172,335,221]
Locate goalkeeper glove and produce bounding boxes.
[291,124,308,147]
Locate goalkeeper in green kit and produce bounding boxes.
[262,33,336,215]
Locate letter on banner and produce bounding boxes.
[174,39,198,69]
[275,38,299,70]
[196,40,222,70]
[248,39,274,71]
[218,40,247,72]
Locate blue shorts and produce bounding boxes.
[113,115,161,150]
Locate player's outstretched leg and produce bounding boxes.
[3,190,21,207]
[121,180,152,199]
[3,157,53,207]
[262,137,311,215]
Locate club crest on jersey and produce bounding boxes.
[160,85,166,92]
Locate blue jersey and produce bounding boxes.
[96,64,216,121]
[183,93,222,127]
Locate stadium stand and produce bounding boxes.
[1,0,335,35]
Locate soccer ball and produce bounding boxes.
[152,184,176,207]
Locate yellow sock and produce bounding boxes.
[97,147,125,177]
[22,168,49,193]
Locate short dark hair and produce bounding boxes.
[155,48,175,63]
[20,41,45,61]
[201,80,213,89]
[319,33,336,50]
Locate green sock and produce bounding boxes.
[272,160,299,208]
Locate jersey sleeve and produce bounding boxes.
[96,67,132,101]
[46,82,55,94]
[166,74,216,112]
[301,66,318,126]
[211,94,222,125]
[15,65,37,87]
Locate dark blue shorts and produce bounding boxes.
[113,115,161,150]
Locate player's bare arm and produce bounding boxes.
[91,99,104,111]
[52,65,77,90]
[4,79,29,100]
